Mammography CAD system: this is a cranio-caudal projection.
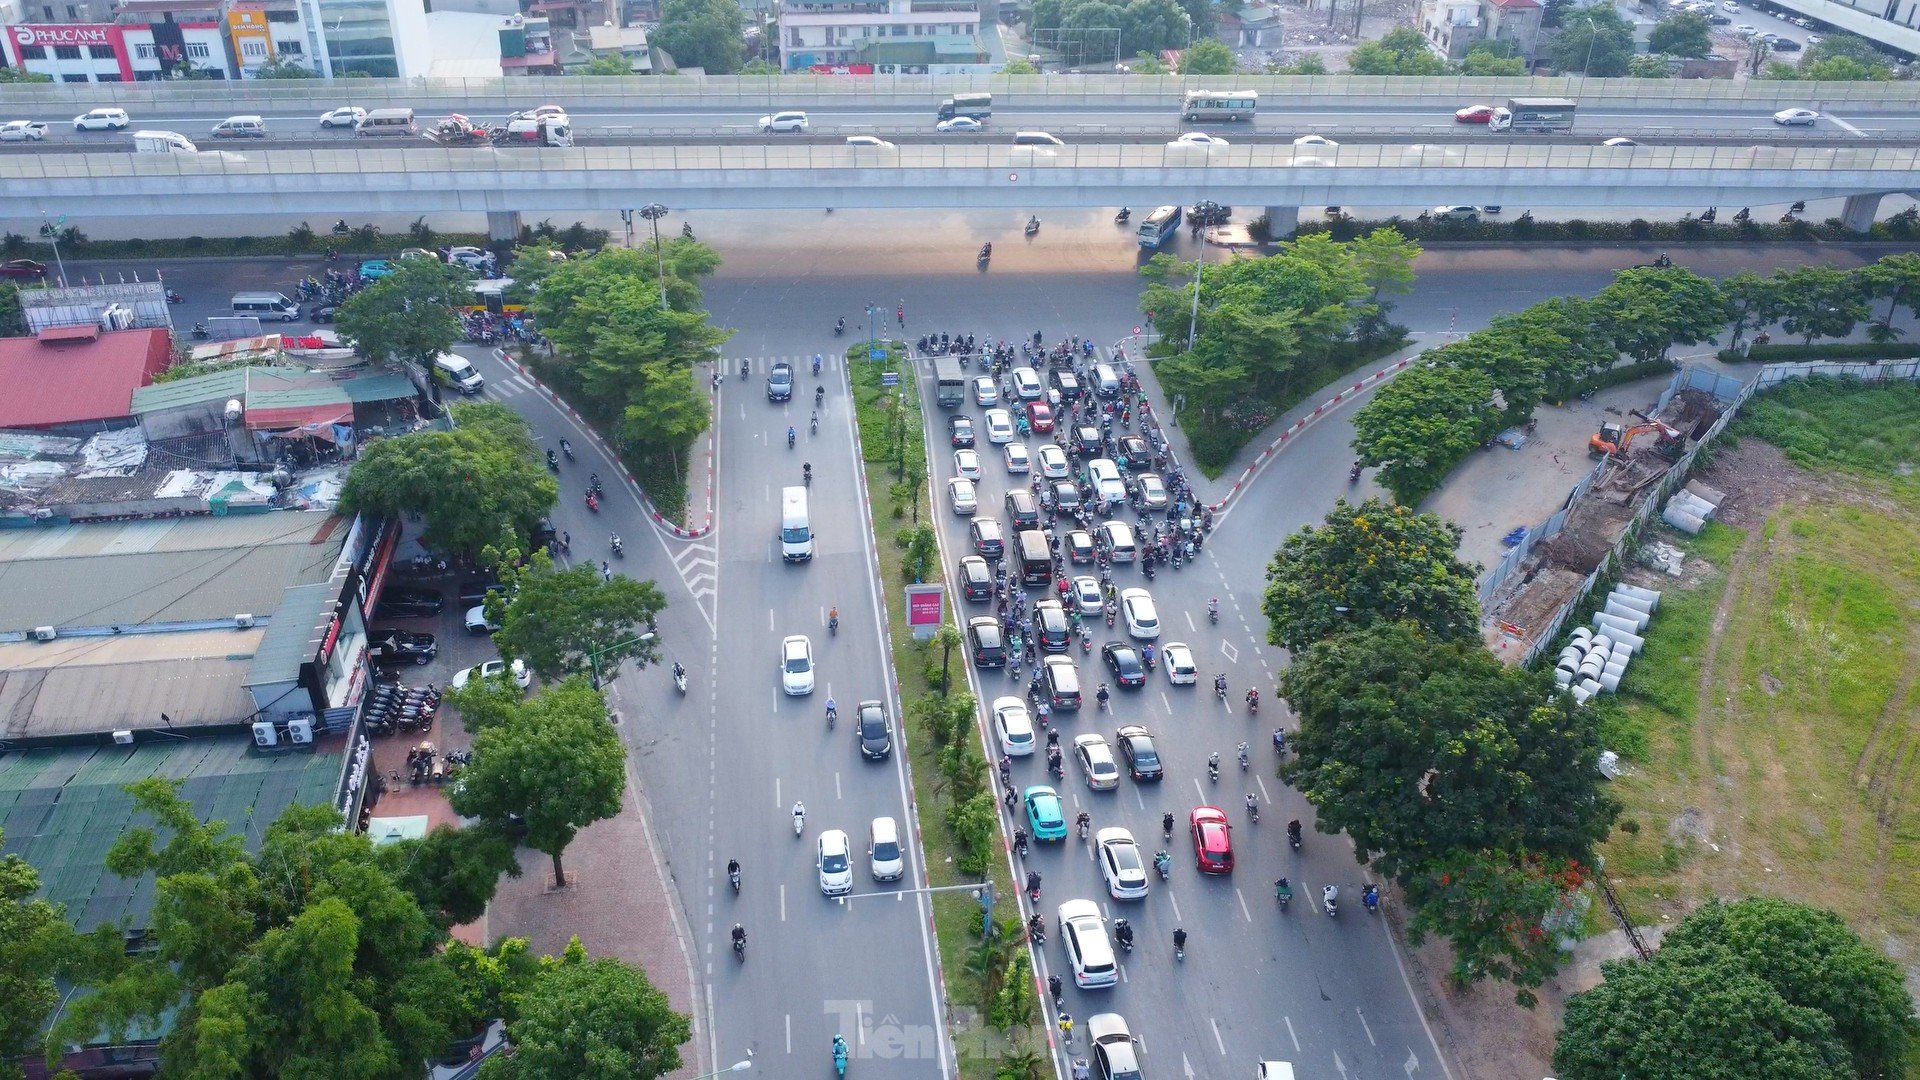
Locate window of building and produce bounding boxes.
[87,45,113,58]
[789,27,803,44]
[265,8,298,19]
[136,43,155,57]
[20,44,46,58]
[40,5,52,18]
[188,42,211,58]
[279,40,303,54]
[61,72,89,81]
[65,3,77,15]
[53,44,81,58]
[97,72,122,80]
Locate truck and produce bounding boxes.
[936,93,992,122]
[1489,97,1576,133]
[133,130,198,155]
[494,115,572,146]
[934,356,968,409]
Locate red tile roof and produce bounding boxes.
[0,328,170,428]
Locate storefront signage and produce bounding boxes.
[12,24,113,46]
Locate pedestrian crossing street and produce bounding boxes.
[484,371,540,399]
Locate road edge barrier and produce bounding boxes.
[1205,356,1417,516]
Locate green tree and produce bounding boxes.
[0,835,78,1080]
[651,0,746,72]
[1769,265,1868,344]
[1279,622,1619,881]
[1592,266,1726,363]
[333,257,470,374]
[1659,897,1916,1076]
[1648,11,1712,56]
[378,825,521,931]
[1626,53,1675,77]
[1482,296,1617,403]
[1346,226,1422,337]
[929,623,965,695]
[251,57,318,78]
[1347,27,1454,75]
[339,402,557,558]
[1541,0,1572,26]
[1269,52,1327,74]
[449,678,626,885]
[1795,54,1891,80]
[1261,497,1480,651]
[1858,251,1920,337]
[1459,40,1527,75]
[1350,362,1499,505]
[0,283,24,337]
[1403,849,1589,1006]
[1119,0,1189,53]
[1549,7,1634,74]
[1554,947,1852,1080]
[0,67,53,82]
[578,53,636,75]
[1800,32,1895,75]
[480,951,690,1080]
[1001,56,1039,73]
[1719,269,1785,348]
[492,556,669,681]
[1178,39,1237,73]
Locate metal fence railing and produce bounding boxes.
[1495,358,1920,666]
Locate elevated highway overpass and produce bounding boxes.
[5,140,1914,237]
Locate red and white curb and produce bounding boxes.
[1202,357,1415,515]
[494,348,717,540]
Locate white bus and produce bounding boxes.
[1137,205,1182,249]
[1182,90,1257,122]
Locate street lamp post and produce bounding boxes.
[39,213,68,287]
[688,1060,752,1079]
[585,631,658,689]
[638,203,669,311]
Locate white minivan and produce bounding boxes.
[781,486,814,562]
[868,816,904,881]
[231,291,300,321]
[433,353,486,394]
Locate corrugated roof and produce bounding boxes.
[247,583,334,688]
[0,630,263,740]
[341,373,418,404]
[129,367,247,414]
[0,329,169,428]
[0,513,347,633]
[0,738,341,933]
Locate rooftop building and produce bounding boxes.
[0,327,169,434]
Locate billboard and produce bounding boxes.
[10,23,113,47]
[905,584,945,639]
[148,19,186,75]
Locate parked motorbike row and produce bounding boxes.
[402,741,471,786]
[365,681,440,738]
[461,310,540,347]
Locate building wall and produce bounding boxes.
[3,20,231,79]
[296,0,419,76]
[1484,2,1539,58]
[776,0,979,68]
[1418,0,1480,59]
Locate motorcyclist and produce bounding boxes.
[1114,919,1134,950]
[1013,828,1029,856]
[813,354,823,376]
[1245,793,1260,818]
[810,410,819,435]
[1027,215,1040,231]
[832,1034,849,1066]
[1154,849,1171,875]
[1208,596,1219,621]
[1246,688,1259,710]
[1287,819,1302,847]
[1172,927,1187,953]
[727,858,741,887]
[835,316,846,334]
[1075,811,1091,838]
[1208,751,1220,773]
[1028,913,1045,940]
[1275,876,1292,903]
[546,448,558,469]
[803,462,812,486]
[1026,870,1042,898]
[611,534,622,555]
[559,437,572,458]
[788,426,796,448]
[731,924,746,949]
[589,472,601,493]
[792,801,806,831]
[1214,673,1228,696]
[672,660,686,681]
[1162,811,1175,839]
[828,606,840,633]
[1096,684,1111,710]
[825,697,838,723]
[980,241,992,259]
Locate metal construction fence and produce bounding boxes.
[1488,358,1920,666]
[5,73,1918,111]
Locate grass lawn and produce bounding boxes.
[1597,379,1920,990]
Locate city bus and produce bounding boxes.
[1181,90,1258,122]
[1137,205,1183,249]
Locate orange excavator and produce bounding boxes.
[1589,420,1680,458]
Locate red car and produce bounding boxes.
[1453,105,1496,124]
[0,259,48,280]
[1190,806,1233,874]
[1026,401,1055,433]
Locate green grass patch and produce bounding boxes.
[847,347,1040,1079]
[1733,376,1920,494]
[1614,520,1744,728]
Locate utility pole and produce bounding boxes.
[639,203,668,311]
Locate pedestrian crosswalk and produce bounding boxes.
[486,372,539,399]
[724,354,846,378]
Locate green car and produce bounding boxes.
[1025,785,1067,841]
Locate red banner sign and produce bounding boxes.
[11,24,113,46]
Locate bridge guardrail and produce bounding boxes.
[1,73,1915,113]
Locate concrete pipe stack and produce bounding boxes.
[1551,584,1663,704]
[1662,480,1726,536]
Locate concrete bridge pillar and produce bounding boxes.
[1263,205,1299,238]
[486,210,523,244]
[1839,193,1882,234]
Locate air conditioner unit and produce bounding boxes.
[287,718,314,744]
[234,613,256,628]
[112,730,134,745]
[30,626,56,642]
[252,721,278,747]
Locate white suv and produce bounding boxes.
[1057,899,1118,988]
[760,111,809,133]
[73,108,130,131]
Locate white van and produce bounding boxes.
[1087,459,1126,508]
[1092,362,1121,398]
[356,108,416,136]
[1256,1064,1297,1080]
[231,291,300,321]
[1099,520,1136,563]
[868,816,904,881]
[210,115,266,138]
[1012,131,1064,146]
[433,353,486,394]
[133,130,198,155]
[780,486,814,562]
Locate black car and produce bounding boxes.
[368,628,437,666]
[1033,600,1071,653]
[767,361,794,402]
[950,415,976,448]
[968,616,1006,667]
[1051,369,1082,400]
[1102,641,1146,688]
[1072,425,1103,456]
[311,305,339,324]
[1116,435,1151,468]
[958,555,994,602]
[1770,37,1802,50]
[458,578,506,607]
[856,699,892,760]
[374,587,444,619]
[1005,489,1040,530]
[970,518,1003,560]
[1116,724,1163,781]
[1051,481,1081,513]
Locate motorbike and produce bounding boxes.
[1027,872,1042,903]
[803,464,813,488]
[1208,604,1218,626]
[728,865,741,892]
[560,439,574,461]
[1246,692,1259,715]
[673,666,687,693]
[1028,918,1046,946]
[682,222,695,240]
[1025,217,1040,236]
[191,323,211,340]
[978,244,992,265]
[788,429,797,449]
[1246,795,1260,822]
[834,317,845,336]
[1323,885,1339,918]
[1288,823,1302,851]
[1154,851,1171,880]
[793,806,806,836]
[1275,880,1292,909]
[165,290,184,304]
[1238,742,1250,770]
[1349,462,1363,484]
[1113,925,1134,954]
[1115,208,1131,224]
[740,359,749,380]
[1363,884,1380,913]
[547,449,559,471]
[1214,677,1228,702]
[611,535,624,558]
[832,1037,850,1078]
[733,936,746,960]
[585,492,599,512]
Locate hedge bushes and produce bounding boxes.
[1715,341,1920,364]
[1297,213,1911,245]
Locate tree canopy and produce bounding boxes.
[1765,33,1894,80]
[1350,361,1499,504]
[334,257,471,371]
[1591,266,1726,363]
[490,552,669,681]
[1279,622,1618,881]
[448,677,627,885]
[1347,27,1454,75]
[1177,39,1237,73]
[0,833,83,1080]
[339,402,557,559]
[479,950,691,1080]
[1548,6,1634,74]
[1648,11,1712,57]
[1459,40,1527,76]
[651,0,746,72]
[1261,496,1481,651]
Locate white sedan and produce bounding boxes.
[1163,641,1197,685]
[1773,107,1820,125]
[973,376,999,406]
[1292,134,1338,147]
[936,116,982,132]
[983,408,1016,445]
[994,696,1036,756]
[319,106,367,128]
[1097,827,1150,899]
[1121,587,1160,639]
[1074,733,1120,791]
[953,448,982,481]
[817,829,853,896]
[948,476,978,515]
[1168,131,1229,148]
[1004,442,1031,474]
[450,658,530,690]
[1135,473,1168,510]
[1037,444,1071,480]
[845,135,895,148]
[780,634,815,695]
[1071,576,1104,616]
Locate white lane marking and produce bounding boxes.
[780,884,788,922]
[1285,1015,1300,1052]
[1357,1006,1377,1046]
[1209,1017,1227,1055]
[1235,887,1252,923]
[785,1014,792,1054]
[1827,113,1865,136]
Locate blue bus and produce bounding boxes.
[1137,205,1182,248]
